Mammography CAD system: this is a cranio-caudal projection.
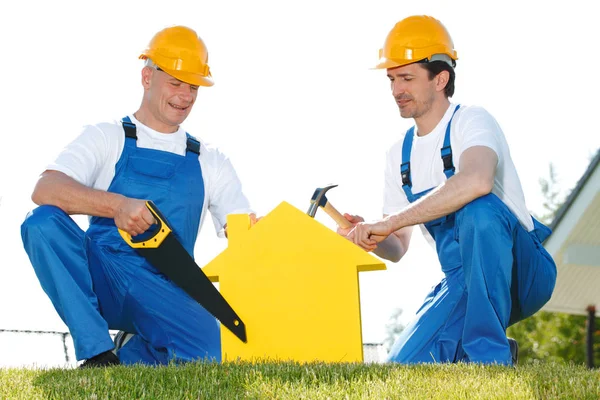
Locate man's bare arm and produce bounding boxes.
[350,146,498,249]
[338,213,413,263]
[373,224,413,263]
[33,170,124,217]
[32,170,155,235]
[383,145,497,230]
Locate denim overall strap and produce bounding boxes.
[122,116,201,155]
[400,104,461,204]
[400,126,416,202]
[441,105,461,179]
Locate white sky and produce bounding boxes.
[1,0,599,367]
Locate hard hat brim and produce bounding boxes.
[373,54,456,70]
[139,54,214,87]
[373,57,406,70]
[164,68,214,87]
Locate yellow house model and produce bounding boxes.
[202,201,386,363]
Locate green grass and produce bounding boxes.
[1,361,598,399]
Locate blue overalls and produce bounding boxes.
[386,106,557,365]
[21,117,221,365]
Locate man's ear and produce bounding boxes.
[436,70,449,93]
[141,67,153,89]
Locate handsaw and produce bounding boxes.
[118,201,247,343]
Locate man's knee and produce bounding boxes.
[21,205,70,241]
[457,194,505,232]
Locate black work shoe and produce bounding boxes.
[79,350,120,369]
[508,337,519,365]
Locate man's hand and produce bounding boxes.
[224,212,262,238]
[336,213,365,236]
[348,219,393,252]
[114,198,156,236]
[249,213,262,226]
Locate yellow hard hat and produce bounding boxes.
[139,25,214,87]
[375,15,458,69]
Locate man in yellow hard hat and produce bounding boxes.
[342,15,557,365]
[21,26,256,367]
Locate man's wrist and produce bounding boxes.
[108,193,127,218]
[382,215,396,235]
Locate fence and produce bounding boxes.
[0,329,386,368]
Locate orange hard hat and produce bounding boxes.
[375,15,458,69]
[140,25,214,87]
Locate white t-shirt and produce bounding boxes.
[383,103,534,242]
[47,114,253,238]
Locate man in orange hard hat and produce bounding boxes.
[341,16,556,366]
[21,26,256,367]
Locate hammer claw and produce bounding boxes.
[307,184,353,229]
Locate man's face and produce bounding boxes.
[387,63,437,119]
[144,67,199,128]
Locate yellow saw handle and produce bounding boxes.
[118,201,171,249]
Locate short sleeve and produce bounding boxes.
[455,107,502,161]
[46,125,109,187]
[204,151,253,237]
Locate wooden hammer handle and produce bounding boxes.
[322,201,353,229]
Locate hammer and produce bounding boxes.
[307,184,353,229]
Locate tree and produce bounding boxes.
[507,311,600,365]
[383,307,405,352]
[534,162,565,225]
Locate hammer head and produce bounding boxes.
[307,184,338,217]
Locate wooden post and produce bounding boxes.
[586,305,596,369]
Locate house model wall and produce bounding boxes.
[202,201,386,363]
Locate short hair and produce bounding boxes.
[421,61,455,98]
